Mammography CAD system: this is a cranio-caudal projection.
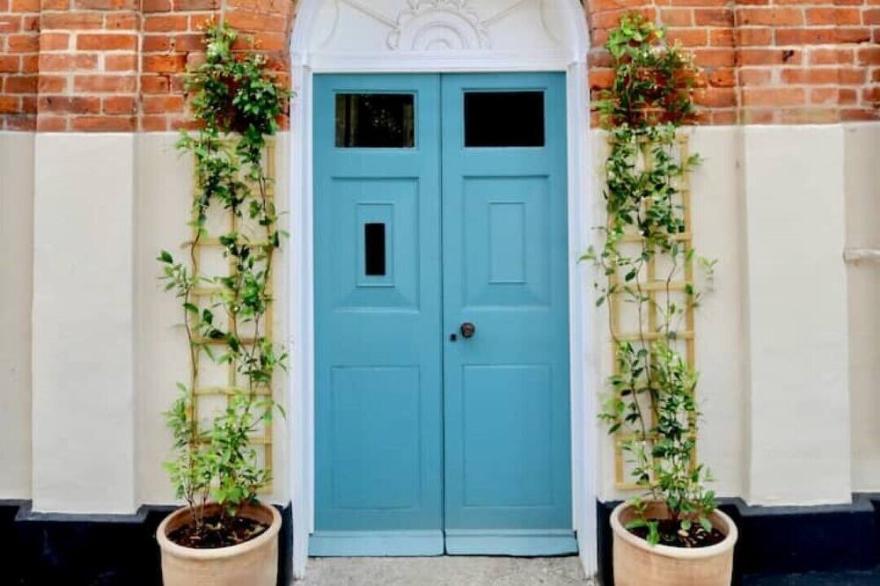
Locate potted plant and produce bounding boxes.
[156,23,289,586]
[584,14,738,586]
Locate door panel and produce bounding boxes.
[312,74,444,556]
[441,73,575,555]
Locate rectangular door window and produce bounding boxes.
[335,93,416,148]
[364,223,387,276]
[464,91,545,147]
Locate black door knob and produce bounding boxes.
[460,322,476,339]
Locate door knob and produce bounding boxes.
[460,322,476,339]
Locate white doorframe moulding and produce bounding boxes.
[288,1,596,578]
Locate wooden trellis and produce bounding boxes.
[608,135,697,490]
[189,140,276,492]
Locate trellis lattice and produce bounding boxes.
[188,139,277,493]
[607,134,697,491]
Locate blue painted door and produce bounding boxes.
[313,73,572,557]
[312,74,445,556]
[440,73,573,555]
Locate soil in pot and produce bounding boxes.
[628,518,726,548]
[167,514,268,549]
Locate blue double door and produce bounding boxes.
[312,73,574,556]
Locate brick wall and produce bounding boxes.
[588,0,880,124]
[0,0,876,131]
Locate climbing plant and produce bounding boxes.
[584,13,719,547]
[158,22,290,541]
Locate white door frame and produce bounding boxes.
[287,1,597,579]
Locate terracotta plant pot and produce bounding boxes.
[157,502,281,586]
[611,501,738,586]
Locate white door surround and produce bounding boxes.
[287,0,596,578]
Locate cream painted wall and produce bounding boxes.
[592,127,749,502]
[742,125,851,505]
[9,122,880,512]
[134,133,291,506]
[845,124,880,493]
[31,134,138,513]
[0,132,34,499]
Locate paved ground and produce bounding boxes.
[300,556,593,585]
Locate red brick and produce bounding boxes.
[10,0,38,11]
[140,114,168,131]
[143,54,187,73]
[174,0,218,9]
[694,8,733,27]
[780,68,839,84]
[858,47,880,66]
[739,8,804,26]
[40,32,70,51]
[590,69,615,90]
[105,54,137,71]
[76,33,137,51]
[694,48,735,67]
[143,14,187,32]
[225,10,288,32]
[0,96,20,114]
[4,75,37,93]
[74,0,138,8]
[660,8,693,26]
[742,87,806,106]
[709,29,734,47]
[38,54,98,71]
[73,74,137,93]
[709,68,736,87]
[143,0,171,11]
[806,7,860,25]
[140,74,170,93]
[8,34,39,53]
[41,12,103,30]
[142,94,184,114]
[809,48,852,65]
[103,96,136,115]
[837,27,871,43]
[739,68,773,85]
[38,95,101,114]
[71,115,136,131]
[0,56,20,73]
[735,28,773,46]
[36,116,66,131]
[667,28,708,47]
[695,87,737,107]
[105,13,139,30]
[776,28,837,45]
[142,35,172,52]
[810,88,838,105]
[37,75,67,92]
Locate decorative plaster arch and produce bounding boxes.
[287,0,596,579]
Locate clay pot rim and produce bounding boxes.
[610,501,738,560]
[157,501,281,561]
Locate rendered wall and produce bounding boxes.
[0,131,34,499]
[4,124,880,512]
[596,123,880,505]
[134,132,291,506]
[1,0,879,513]
[846,123,880,493]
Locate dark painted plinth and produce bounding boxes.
[0,501,293,586]
[597,495,880,586]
